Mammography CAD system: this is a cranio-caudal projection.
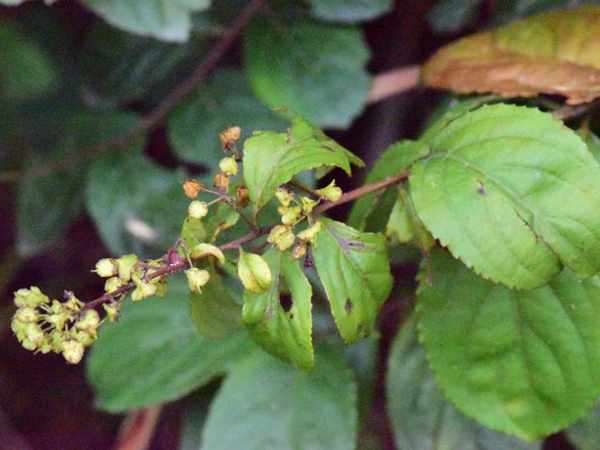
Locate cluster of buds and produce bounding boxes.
[94,254,168,302]
[215,126,242,193]
[266,181,339,256]
[11,287,100,364]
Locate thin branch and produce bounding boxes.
[314,171,409,215]
[367,65,422,104]
[80,172,408,312]
[552,98,600,121]
[0,0,265,185]
[286,181,319,197]
[114,406,162,450]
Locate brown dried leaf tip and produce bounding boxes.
[423,6,600,105]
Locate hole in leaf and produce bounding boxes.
[279,293,293,312]
[344,299,353,314]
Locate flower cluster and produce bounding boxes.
[267,180,342,255]
[11,287,100,364]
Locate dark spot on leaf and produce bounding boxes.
[357,323,365,336]
[289,313,294,319]
[279,294,293,312]
[344,299,353,314]
[477,187,486,195]
[303,254,313,269]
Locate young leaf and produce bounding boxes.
[312,218,393,344]
[409,104,600,289]
[169,69,287,164]
[423,6,600,104]
[386,186,434,251]
[348,140,428,231]
[243,114,363,216]
[387,314,540,450]
[86,277,253,412]
[190,265,241,340]
[201,348,357,450]
[310,0,393,23]
[565,402,600,450]
[243,248,314,371]
[80,0,211,42]
[417,248,600,440]
[244,21,371,128]
[237,249,272,293]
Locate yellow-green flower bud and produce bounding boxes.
[237,249,272,293]
[38,335,53,354]
[76,310,100,333]
[15,307,38,324]
[105,276,121,293]
[94,258,117,278]
[281,206,302,226]
[61,339,84,364]
[14,286,49,308]
[297,221,323,246]
[185,268,210,293]
[292,242,308,260]
[24,323,44,349]
[301,196,318,215]
[131,275,157,301]
[275,188,293,207]
[268,225,296,252]
[116,254,139,281]
[188,200,208,219]
[11,318,26,340]
[316,180,342,202]
[103,303,120,322]
[70,329,95,347]
[219,156,238,176]
[191,243,225,264]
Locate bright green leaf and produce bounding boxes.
[244,21,371,128]
[237,249,272,293]
[85,148,189,257]
[169,69,287,163]
[243,248,313,371]
[201,348,357,450]
[86,276,253,412]
[81,0,211,42]
[565,402,600,450]
[410,104,600,289]
[349,140,428,231]
[181,216,208,250]
[417,248,600,440]
[243,113,363,216]
[312,218,393,344]
[310,0,393,23]
[190,265,241,340]
[387,313,541,450]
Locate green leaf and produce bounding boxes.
[181,216,208,250]
[409,104,600,289]
[190,264,242,340]
[243,113,363,216]
[244,21,371,128]
[386,186,434,250]
[417,248,600,440]
[310,0,393,23]
[78,22,209,106]
[17,112,139,257]
[427,0,481,33]
[201,348,357,450]
[85,148,189,257]
[348,140,428,231]
[387,313,541,450]
[0,21,57,102]
[565,402,600,450]
[242,248,313,371]
[81,0,211,42]
[86,276,253,412]
[312,218,393,344]
[169,69,287,164]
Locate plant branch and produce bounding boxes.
[552,98,600,121]
[80,172,408,312]
[314,171,409,215]
[0,0,265,185]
